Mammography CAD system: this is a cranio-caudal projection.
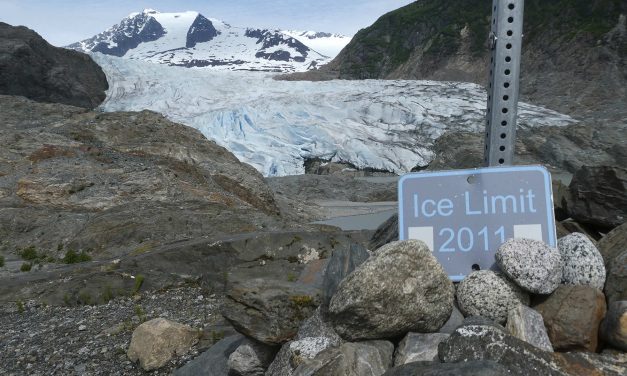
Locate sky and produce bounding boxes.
[0,0,415,46]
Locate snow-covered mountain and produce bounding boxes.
[282,30,351,59]
[92,54,577,177]
[68,9,340,72]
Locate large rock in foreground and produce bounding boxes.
[329,240,454,341]
[533,285,607,352]
[456,271,530,325]
[0,22,108,108]
[496,238,562,294]
[127,318,198,371]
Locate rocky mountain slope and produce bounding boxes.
[0,22,108,109]
[289,0,627,119]
[67,9,338,72]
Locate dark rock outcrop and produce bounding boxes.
[186,14,219,48]
[0,23,108,108]
[567,165,627,230]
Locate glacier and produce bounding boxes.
[93,54,577,177]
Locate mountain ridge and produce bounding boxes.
[68,9,351,72]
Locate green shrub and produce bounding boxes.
[63,250,92,264]
[133,275,145,294]
[20,262,32,272]
[0,255,4,267]
[16,300,25,313]
[19,246,38,260]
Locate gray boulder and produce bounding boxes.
[505,304,553,352]
[383,360,512,376]
[393,333,450,366]
[227,338,278,376]
[568,165,627,229]
[456,271,530,325]
[496,238,562,294]
[558,233,606,290]
[127,318,198,371]
[322,243,370,309]
[600,301,627,351]
[293,340,394,376]
[174,335,244,376]
[329,240,454,341]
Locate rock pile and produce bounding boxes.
[141,233,624,375]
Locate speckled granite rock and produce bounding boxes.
[496,238,562,294]
[558,233,606,290]
[456,271,530,325]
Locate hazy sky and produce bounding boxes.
[0,0,415,46]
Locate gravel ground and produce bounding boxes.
[0,287,223,375]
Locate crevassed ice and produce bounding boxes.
[93,54,577,177]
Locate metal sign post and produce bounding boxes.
[484,0,525,166]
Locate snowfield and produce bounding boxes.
[94,54,577,177]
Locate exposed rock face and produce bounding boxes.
[67,11,165,57]
[369,214,399,250]
[0,23,108,108]
[0,95,282,262]
[426,121,627,177]
[533,285,607,352]
[393,333,450,365]
[221,269,321,345]
[496,238,562,294]
[289,1,627,120]
[558,233,606,290]
[127,318,198,371]
[328,240,454,341]
[505,304,553,352]
[600,301,627,351]
[456,271,530,325]
[568,166,627,229]
[293,340,394,376]
[186,14,219,48]
[321,243,370,309]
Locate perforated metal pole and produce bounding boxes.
[484,0,525,166]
